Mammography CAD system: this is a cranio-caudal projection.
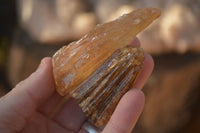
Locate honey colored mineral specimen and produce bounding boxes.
[52,7,160,127]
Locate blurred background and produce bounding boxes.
[0,0,200,132]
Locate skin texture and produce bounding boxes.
[0,37,154,133]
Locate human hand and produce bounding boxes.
[0,38,154,133]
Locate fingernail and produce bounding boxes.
[36,58,46,72]
[129,37,141,47]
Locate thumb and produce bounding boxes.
[0,57,55,132]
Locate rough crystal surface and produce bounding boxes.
[52,7,161,96]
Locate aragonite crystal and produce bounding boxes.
[52,7,161,126]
